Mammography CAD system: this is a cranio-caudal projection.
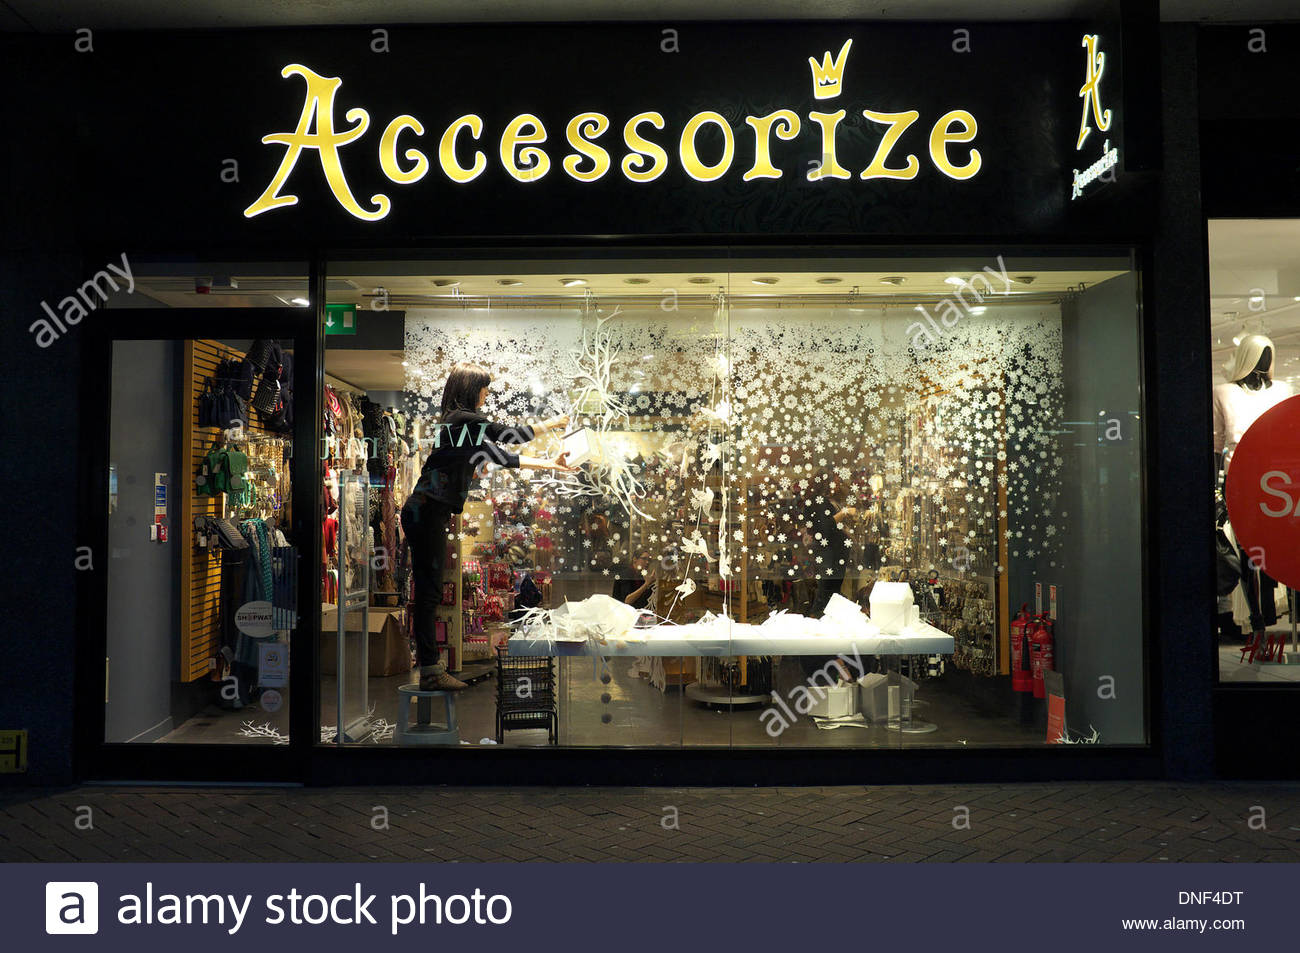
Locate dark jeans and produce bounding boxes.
[1237,541,1278,632]
[400,492,453,668]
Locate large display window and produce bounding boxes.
[1209,220,1300,683]
[315,251,1148,750]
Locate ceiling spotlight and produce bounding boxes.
[1232,334,1243,346]
[624,277,650,285]
[752,277,780,285]
[1249,295,1265,305]
[816,277,843,285]
[1015,275,1036,284]
[291,297,309,307]
[688,277,714,285]
[561,278,587,287]
[969,306,987,315]
[944,276,965,286]
[497,279,523,287]
[401,361,409,367]
[432,279,460,288]
[879,276,905,286]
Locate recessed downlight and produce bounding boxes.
[944,276,965,286]
[561,278,587,287]
[879,276,905,286]
[687,277,714,285]
[1015,275,1037,284]
[432,279,459,287]
[291,297,309,306]
[752,277,780,285]
[816,277,843,285]
[624,277,650,285]
[497,279,523,287]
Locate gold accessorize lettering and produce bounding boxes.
[244,64,389,221]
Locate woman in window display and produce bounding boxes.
[402,362,573,691]
[801,471,860,682]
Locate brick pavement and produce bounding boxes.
[1,783,1298,862]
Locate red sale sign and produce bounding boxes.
[1225,395,1300,589]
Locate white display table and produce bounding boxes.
[506,620,954,658]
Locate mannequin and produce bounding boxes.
[1212,334,1292,642]
[1213,334,1292,476]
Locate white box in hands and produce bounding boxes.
[869,581,915,634]
[561,427,597,467]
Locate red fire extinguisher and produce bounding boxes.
[1011,604,1034,693]
[1029,614,1055,699]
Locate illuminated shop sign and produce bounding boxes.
[1071,33,1120,201]
[245,38,983,222]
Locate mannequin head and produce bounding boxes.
[1223,334,1275,389]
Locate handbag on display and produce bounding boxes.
[244,338,276,372]
[252,368,281,415]
[196,446,229,495]
[198,382,218,428]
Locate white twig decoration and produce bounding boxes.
[1054,724,1101,744]
[238,720,289,744]
[538,305,654,521]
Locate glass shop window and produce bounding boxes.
[321,252,1146,750]
[1209,220,1300,684]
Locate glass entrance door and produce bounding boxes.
[79,308,318,779]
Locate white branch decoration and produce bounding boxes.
[238,720,289,744]
[537,305,654,521]
[1054,724,1101,745]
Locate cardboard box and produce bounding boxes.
[320,606,411,677]
[859,672,916,722]
[807,683,859,719]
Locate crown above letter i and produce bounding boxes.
[809,38,853,100]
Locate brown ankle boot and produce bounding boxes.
[420,670,468,691]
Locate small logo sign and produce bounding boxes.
[260,689,283,712]
[235,600,275,637]
[1071,33,1119,200]
[46,882,99,935]
[258,642,288,688]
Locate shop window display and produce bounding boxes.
[1209,221,1300,681]
[323,256,1146,749]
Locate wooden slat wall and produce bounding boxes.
[180,340,278,682]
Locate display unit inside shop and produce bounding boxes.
[187,339,297,716]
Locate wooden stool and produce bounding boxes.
[395,685,459,745]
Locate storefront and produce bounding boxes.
[3,5,1232,785]
[1199,24,1300,779]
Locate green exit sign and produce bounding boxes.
[325,303,358,336]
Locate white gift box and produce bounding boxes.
[562,427,597,467]
[869,581,915,635]
[807,683,859,719]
